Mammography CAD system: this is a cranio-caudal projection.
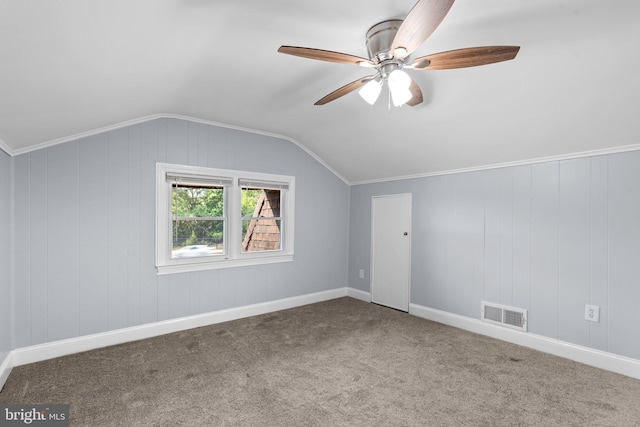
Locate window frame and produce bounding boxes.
[240,181,286,254]
[156,163,295,275]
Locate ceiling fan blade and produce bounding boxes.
[391,0,455,59]
[278,46,374,67]
[406,79,423,107]
[315,76,375,105]
[412,46,520,70]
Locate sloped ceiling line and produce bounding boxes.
[4,112,640,187]
[4,113,351,185]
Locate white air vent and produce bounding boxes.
[481,301,527,332]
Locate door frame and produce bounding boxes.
[370,193,412,311]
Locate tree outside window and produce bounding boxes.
[171,184,224,258]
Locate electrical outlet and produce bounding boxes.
[359,269,365,279]
[585,304,600,322]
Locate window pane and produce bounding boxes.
[172,220,224,258]
[241,188,282,253]
[242,188,281,218]
[241,188,266,217]
[171,184,225,258]
[241,219,281,252]
[172,185,224,218]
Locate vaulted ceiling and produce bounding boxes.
[1,0,639,183]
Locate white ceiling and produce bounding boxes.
[1,0,639,183]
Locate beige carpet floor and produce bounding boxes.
[1,297,640,426]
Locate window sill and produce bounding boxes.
[156,254,293,275]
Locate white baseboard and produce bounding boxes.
[6,291,637,390]
[347,287,371,302]
[0,352,12,392]
[11,288,348,368]
[410,303,640,380]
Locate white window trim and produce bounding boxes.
[156,163,295,275]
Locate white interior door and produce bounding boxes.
[371,194,411,311]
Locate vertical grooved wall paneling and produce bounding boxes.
[139,121,160,325]
[13,154,30,348]
[349,152,640,360]
[528,162,560,338]
[107,128,130,331]
[29,150,48,345]
[589,156,608,351]
[471,171,486,317]
[483,169,503,306]
[607,151,640,358]
[1,150,11,362]
[47,142,81,342]
[10,118,349,348]
[558,158,590,347]
[511,166,532,312]
[79,135,109,336]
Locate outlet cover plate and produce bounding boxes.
[585,304,600,322]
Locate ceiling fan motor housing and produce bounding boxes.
[365,19,404,64]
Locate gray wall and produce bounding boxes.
[349,153,640,361]
[11,118,349,347]
[0,149,11,365]
[7,116,640,363]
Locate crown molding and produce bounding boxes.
[6,115,640,187]
[351,143,640,186]
[0,138,13,156]
[7,114,350,185]
[161,115,350,185]
[10,115,165,157]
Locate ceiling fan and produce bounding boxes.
[278,0,520,107]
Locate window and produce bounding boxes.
[156,163,294,274]
[169,173,229,260]
[240,180,288,253]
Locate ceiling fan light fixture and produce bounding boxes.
[358,78,382,105]
[391,86,413,107]
[393,47,409,58]
[388,69,410,87]
[388,69,412,106]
